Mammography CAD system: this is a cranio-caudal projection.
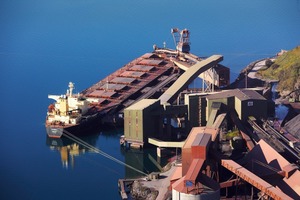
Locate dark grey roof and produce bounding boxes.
[284,114,300,139]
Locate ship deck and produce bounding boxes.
[80,52,181,115]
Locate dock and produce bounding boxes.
[118,179,135,200]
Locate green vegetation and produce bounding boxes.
[258,46,300,92]
[226,129,240,140]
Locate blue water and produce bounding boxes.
[1,0,300,199]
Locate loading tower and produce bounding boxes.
[171,28,191,53]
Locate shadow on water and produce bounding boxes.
[120,147,175,179]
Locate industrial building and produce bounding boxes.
[123,99,162,148]
[168,125,300,200]
[207,89,267,122]
[123,88,268,148]
[122,52,224,148]
[123,99,188,148]
[185,89,268,129]
[119,28,299,199]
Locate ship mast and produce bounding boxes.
[68,82,75,97]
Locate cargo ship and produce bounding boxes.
[46,29,187,138]
[45,28,229,138]
[46,50,182,138]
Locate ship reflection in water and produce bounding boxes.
[46,133,99,168]
[46,129,176,177]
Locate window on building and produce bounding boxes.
[248,101,253,106]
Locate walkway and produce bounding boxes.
[148,138,184,148]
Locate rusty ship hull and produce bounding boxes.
[46,52,181,138]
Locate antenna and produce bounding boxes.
[106,77,109,91]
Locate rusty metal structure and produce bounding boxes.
[221,159,293,200]
[168,100,300,199]
[170,126,300,199]
[171,127,220,199]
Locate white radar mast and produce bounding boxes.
[68,82,75,97]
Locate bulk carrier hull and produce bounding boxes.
[46,52,181,138]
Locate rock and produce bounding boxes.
[131,180,158,200]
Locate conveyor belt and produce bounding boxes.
[159,55,223,104]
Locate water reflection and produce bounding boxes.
[46,133,99,169]
[271,82,279,101]
[45,128,176,180]
[271,82,290,121]
[275,104,289,120]
[121,147,176,178]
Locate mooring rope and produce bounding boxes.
[62,130,148,176]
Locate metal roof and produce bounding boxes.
[282,168,300,198]
[184,158,204,183]
[244,139,290,171]
[206,89,266,101]
[183,127,218,149]
[159,55,223,104]
[125,99,160,111]
[141,53,159,59]
[130,65,155,72]
[183,127,206,149]
[100,83,128,91]
[138,59,164,66]
[110,77,136,85]
[284,114,300,139]
[192,133,211,147]
[170,166,182,182]
[240,89,266,100]
[87,90,117,98]
[119,71,146,78]
[241,140,300,199]
[172,173,220,195]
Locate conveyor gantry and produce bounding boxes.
[221,159,293,200]
[159,55,223,104]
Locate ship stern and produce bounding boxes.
[46,126,64,138]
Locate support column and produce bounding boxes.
[157,147,168,158]
[167,115,171,139]
[157,147,161,158]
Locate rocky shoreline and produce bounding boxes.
[131,162,174,200]
[228,58,268,89]
[234,56,300,105]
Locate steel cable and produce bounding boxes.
[62,130,148,176]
